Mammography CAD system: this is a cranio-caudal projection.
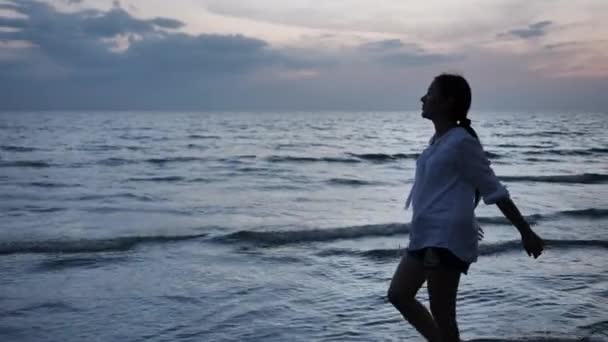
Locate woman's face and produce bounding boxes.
[420,80,450,121]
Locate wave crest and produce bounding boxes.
[0,234,208,255]
[499,173,608,184]
[319,239,608,260]
[215,223,410,245]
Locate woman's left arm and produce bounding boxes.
[496,197,544,258]
[456,136,544,256]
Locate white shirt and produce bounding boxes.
[404,126,510,263]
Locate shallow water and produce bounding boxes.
[1,110,607,341]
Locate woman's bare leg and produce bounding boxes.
[387,255,441,342]
[427,268,461,342]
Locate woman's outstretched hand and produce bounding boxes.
[495,197,544,258]
[520,228,544,258]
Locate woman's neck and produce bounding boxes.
[432,118,457,139]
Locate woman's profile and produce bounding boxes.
[387,74,545,342]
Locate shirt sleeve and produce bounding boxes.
[456,136,510,205]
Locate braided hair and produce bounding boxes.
[433,74,481,207]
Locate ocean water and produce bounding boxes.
[0,110,607,342]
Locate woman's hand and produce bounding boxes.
[495,197,544,258]
[477,226,484,241]
[520,228,544,258]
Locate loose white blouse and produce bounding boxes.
[404,126,510,263]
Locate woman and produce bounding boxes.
[387,74,544,342]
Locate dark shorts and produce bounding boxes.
[407,247,470,275]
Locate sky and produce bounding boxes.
[0,0,607,111]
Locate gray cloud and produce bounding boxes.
[0,1,457,109]
[358,39,458,67]
[0,0,309,109]
[359,39,413,52]
[81,8,184,37]
[0,1,604,111]
[0,1,298,73]
[498,20,553,39]
[544,41,578,50]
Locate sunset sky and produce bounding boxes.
[1,0,607,110]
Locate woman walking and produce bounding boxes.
[387,74,544,342]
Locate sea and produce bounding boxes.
[1,110,607,342]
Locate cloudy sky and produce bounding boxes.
[0,0,607,110]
